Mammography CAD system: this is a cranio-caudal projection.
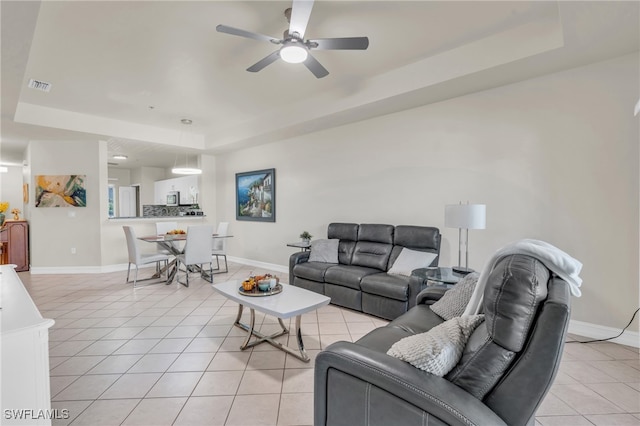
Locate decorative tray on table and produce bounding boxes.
[238,283,283,297]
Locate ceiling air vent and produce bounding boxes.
[27,79,52,92]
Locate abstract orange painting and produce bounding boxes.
[35,175,86,207]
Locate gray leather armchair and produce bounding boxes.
[315,254,571,426]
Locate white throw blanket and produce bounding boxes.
[462,239,582,316]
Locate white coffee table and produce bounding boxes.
[211,280,330,362]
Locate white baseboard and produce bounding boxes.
[31,258,288,275]
[226,256,289,274]
[30,263,148,275]
[569,319,639,348]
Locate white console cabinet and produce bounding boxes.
[1,265,55,425]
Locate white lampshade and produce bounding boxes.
[445,204,486,230]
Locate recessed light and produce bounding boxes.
[113,154,128,160]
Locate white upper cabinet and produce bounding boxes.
[154,175,200,205]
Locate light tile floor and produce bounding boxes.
[17,262,640,426]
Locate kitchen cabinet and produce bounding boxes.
[153,176,199,205]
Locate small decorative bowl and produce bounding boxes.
[257,281,271,291]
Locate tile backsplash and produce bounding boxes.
[142,205,203,217]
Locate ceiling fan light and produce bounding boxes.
[280,44,308,63]
[171,167,202,175]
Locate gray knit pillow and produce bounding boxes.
[387,315,485,376]
[308,239,339,263]
[430,272,480,320]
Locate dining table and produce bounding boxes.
[138,233,233,285]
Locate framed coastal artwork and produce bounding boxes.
[35,175,87,207]
[235,168,275,222]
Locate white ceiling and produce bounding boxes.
[1,1,638,169]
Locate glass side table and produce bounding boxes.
[286,241,311,251]
[412,267,471,288]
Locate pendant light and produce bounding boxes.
[172,119,202,175]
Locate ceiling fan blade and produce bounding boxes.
[247,51,281,72]
[216,24,280,44]
[308,37,369,50]
[289,0,314,39]
[303,53,329,79]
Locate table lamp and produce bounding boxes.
[445,203,486,274]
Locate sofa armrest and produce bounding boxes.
[315,341,507,426]
[407,274,426,309]
[288,251,310,284]
[416,286,449,305]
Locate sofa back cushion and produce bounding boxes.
[351,224,394,270]
[388,226,441,270]
[328,223,359,265]
[445,255,551,399]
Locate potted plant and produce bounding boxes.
[299,231,312,242]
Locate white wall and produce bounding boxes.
[29,139,103,267]
[215,53,639,332]
[0,165,25,217]
[108,167,131,187]
[133,166,166,206]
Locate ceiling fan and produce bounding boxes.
[216,0,369,78]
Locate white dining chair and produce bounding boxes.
[176,225,214,286]
[123,226,172,288]
[212,222,229,274]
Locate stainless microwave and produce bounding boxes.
[167,191,180,206]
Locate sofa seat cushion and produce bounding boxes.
[293,262,336,282]
[354,324,416,353]
[387,304,445,335]
[324,265,381,290]
[360,273,411,301]
[352,304,446,353]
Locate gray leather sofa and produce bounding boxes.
[315,254,571,426]
[289,223,441,320]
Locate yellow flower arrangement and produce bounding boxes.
[0,202,8,213]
